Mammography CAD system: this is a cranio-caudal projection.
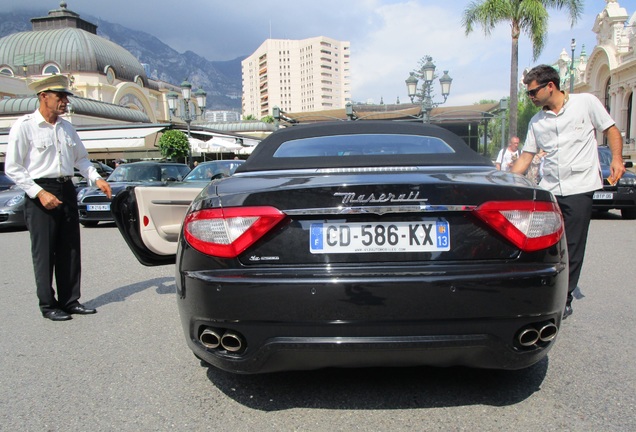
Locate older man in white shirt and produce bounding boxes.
[5,75,111,321]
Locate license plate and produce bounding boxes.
[310,221,450,254]
[87,204,110,211]
[593,192,613,200]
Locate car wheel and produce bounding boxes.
[621,208,636,219]
[80,221,99,227]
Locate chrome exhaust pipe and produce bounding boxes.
[538,322,558,342]
[517,327,540,347]
[199,328,221,349]
[220,332,243,352]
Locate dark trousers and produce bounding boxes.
[556,192,594,302]
[24,180,82,314]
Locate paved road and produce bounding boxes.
[0,213,635,431]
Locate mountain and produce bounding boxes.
[0,11,243,111]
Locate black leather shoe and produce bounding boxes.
[64,304,97,315]
[563,304,573,320]
[43,309,72,321]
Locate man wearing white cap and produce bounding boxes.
[5,74,112,321]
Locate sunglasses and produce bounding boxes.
[526,82,549,97]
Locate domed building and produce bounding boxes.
[0,2,260,163]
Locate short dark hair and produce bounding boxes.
[523,65,561,91]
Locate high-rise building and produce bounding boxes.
[242,36,350,119]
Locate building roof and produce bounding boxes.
[0,96,150,123]
[0,3,148,85]
[283,102,501,125]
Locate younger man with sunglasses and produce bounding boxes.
[511,64,625,319]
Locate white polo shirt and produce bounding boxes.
[523,93,614,196]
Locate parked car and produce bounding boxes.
[78,161,189,227]
[0,187,26,228]
[73,161,114,193]
[0,171,15,192]
[181,160,244,184]
[593,146,636,219]
[112,121,567,374]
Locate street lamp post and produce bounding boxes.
[570,38,576,94]
[405,57,452,123]
[167,80,207,167]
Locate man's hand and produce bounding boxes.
[608,157,626,185]
[95,178,112,199]
[37,190,62,210]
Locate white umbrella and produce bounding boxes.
[188,137,208,155]
[207,137,242,151]
[236,144,257,155]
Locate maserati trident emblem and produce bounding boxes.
[334,191,425,205]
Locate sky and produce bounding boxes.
[7,0,636,107]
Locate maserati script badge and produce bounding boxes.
[334,191,425,205]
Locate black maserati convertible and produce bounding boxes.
[112,121,568,374]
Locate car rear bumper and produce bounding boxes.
[177,261,568,373]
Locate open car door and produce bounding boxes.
[112,186,202,266]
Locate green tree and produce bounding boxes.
[243,114,257,121]
[158,129,189,161]
[261,115,274,123]
[462,0,582,139]
[474,99,504,157]
[517,91,541,144]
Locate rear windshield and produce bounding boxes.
[273,134,454,158]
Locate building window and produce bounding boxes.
[42,63,61,75]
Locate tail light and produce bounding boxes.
[183,206,286,258]
[473,200,564,252]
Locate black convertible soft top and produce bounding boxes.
[237,121,493,172]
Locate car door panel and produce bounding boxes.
[112,185,201,266]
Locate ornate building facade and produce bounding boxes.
[567,0,636,150]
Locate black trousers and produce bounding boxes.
[24,180,82,314]
[556,191,594,301]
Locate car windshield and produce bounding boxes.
[108,165,162,182]
[273,134,455,158]
[183,161,244,181]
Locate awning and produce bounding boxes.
[77,126,165,150]
[0,125,165,153]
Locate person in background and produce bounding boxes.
[495,136,520,171]
[511,64,625,319]
[5,75,112,321]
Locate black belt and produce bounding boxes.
[34,176,73,184]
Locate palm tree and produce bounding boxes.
[462,0,582,139]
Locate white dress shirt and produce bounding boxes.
[5,110,101,198]
[522,93,614,196]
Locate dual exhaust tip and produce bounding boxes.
[517,321,558,347]
[199,328,243,353]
